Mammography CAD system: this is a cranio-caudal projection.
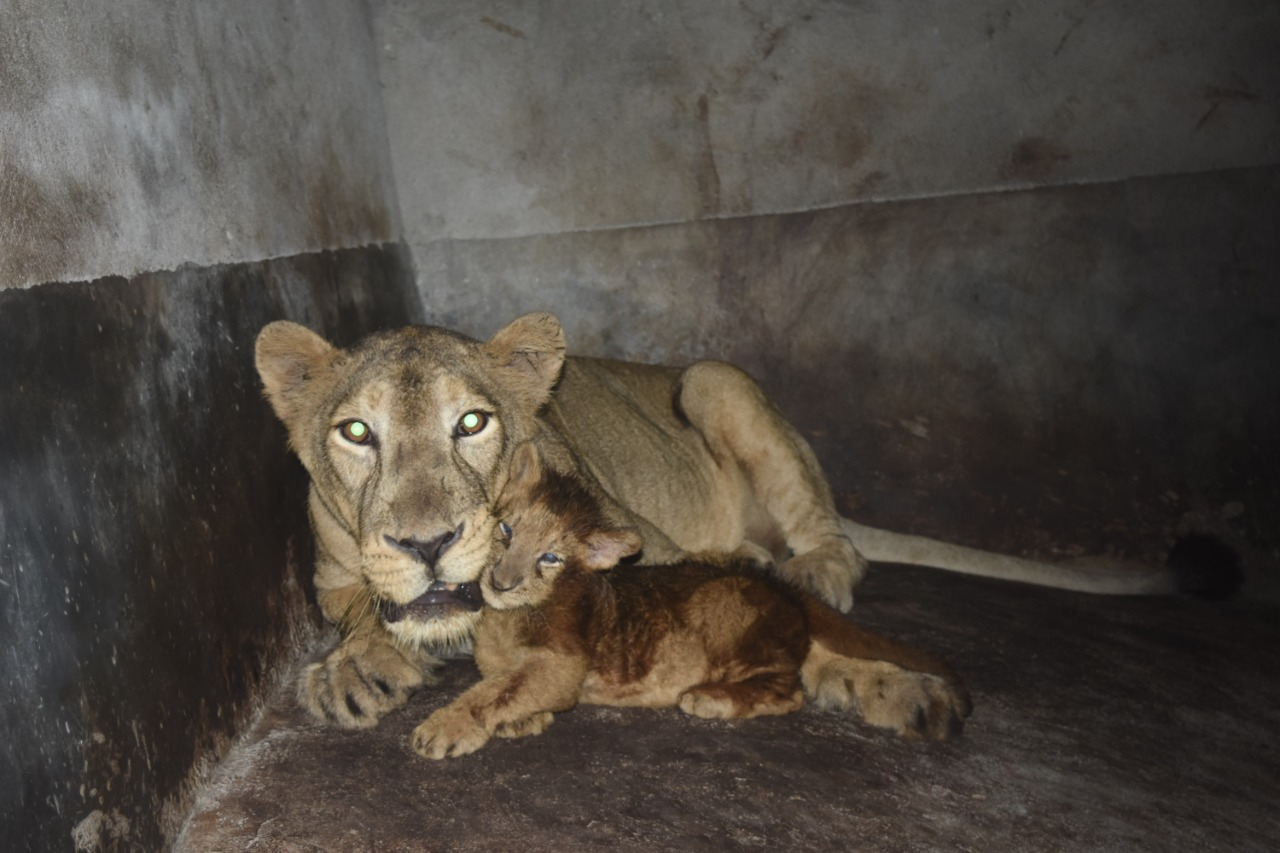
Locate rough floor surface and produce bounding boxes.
[176,564,1280,852]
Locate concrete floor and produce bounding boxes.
[176,562,1279,852]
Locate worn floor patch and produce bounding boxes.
[175,564,1280,852]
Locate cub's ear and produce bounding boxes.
[581,528,643,571]
[484,312,566,407]
[255,321,335,426]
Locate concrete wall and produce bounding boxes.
[0,0,399,288]
[376,0,1280,580]
[377,0,1277,237]
[0,2,418,850]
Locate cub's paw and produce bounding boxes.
[855,666,972,741]
[298,635,440,729]
[678,685,804,720]
[779,540,868,613]
[494,712,554,739]
[412,704,491,759]
[678,688,739,720]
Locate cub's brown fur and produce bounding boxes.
[412,443,971,759]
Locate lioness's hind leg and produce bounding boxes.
[678,362,867,611]
[802,648,970,740]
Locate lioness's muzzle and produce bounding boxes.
[383,522,464,570]
[379,581,483,623]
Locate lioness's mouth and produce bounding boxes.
[379,581,483,623]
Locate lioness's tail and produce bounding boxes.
[799,597,971,740]
[841,518,1210,596]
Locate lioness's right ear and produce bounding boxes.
[255,321,336,425]
[484,312,566,407]
[506,441,544,492]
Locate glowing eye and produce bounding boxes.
[498,521,513,540]
[339,419,373,445]
[456,410,489,437]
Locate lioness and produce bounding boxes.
[412,442,971,759]
[255,312,1181,729]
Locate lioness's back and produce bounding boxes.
[552,358,758,553]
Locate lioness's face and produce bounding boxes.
[321,360,508,641]
[256,314,566,646]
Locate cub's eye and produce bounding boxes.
[338,419,374,445]
[456,410,489,437]
[498,521,513,540]
[538,553,562,567]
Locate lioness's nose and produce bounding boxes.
[384,523,464,571]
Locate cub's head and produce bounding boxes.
[255,313,566,646]
[482,442,641,610]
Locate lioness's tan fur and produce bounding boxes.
[255,312,1175,729]
[412,443,971,759]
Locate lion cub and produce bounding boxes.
[412,443,971,759]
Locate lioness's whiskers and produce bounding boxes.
[337,584,375,635]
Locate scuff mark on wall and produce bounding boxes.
[1003,136,1072,181]
[1195,85,1262,131]
[0,163,109,286]
[480,15,526,40]
[693,93,722,218]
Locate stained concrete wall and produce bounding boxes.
[376,0,1280,582]
[377,0,1278,237]
[0,2,417,851]
[0,0,399,288]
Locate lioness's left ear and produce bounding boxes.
[255,321,336,427]
[581,528,643,571]
[484,312,566,406]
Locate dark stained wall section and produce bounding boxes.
[0,244,420,852]
[411,166,1280,591]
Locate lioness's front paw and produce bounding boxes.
[856,669,971,741]
[780,541,867,613]
[412,705,490,759]
[298,636,440,729]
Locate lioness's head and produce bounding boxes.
[255,313,566,646]
[482,442,641,611]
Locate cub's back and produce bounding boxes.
[575,558,811,707]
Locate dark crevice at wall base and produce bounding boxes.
[0,244,421,852]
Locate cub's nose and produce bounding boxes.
[384,522,464,570]
[488,569,523,593]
